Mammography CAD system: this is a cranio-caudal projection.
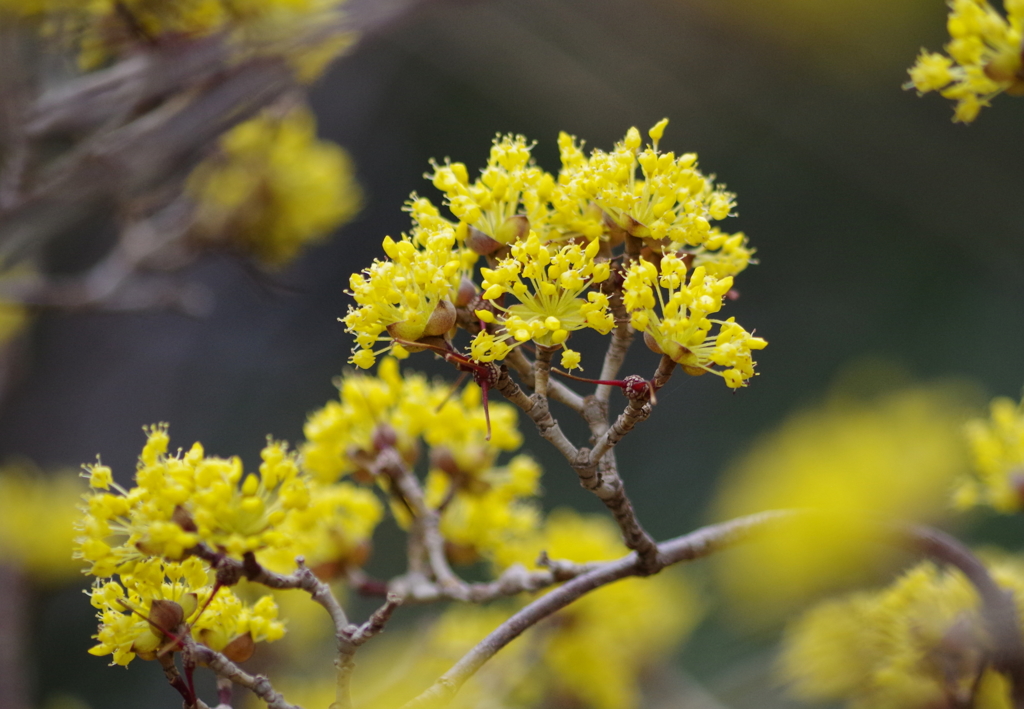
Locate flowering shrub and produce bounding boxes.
[2,1,1024,708]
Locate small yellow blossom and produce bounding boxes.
[188,106,361,267]
[258,481,383,575]
[906,0,1024,122]
[623,253,765,387]
[956,394,1024,511]
[781,557,1024,709]
[343,224,466,369]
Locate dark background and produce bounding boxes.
[10,0,1024,706]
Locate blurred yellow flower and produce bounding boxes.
[956,394,1024,511]
[188,106,361,267]
[0,465,83,584]
[781,556,1024,709]
[713,382,973,617]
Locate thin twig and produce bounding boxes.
[492,365,579,461]
[400,511,1024,709]
[505,347,586,413]
[400,510,794,708]
[534,345,554,401]
[192,643,299,709]
[191,547,351,636]
[374,448,467,594]
[595,289,633,407]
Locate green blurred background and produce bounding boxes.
[7,0,1024,706]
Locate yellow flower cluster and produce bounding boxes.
[562,119,735,249]
[714,382,972,616]
[430,134,558,244]
[301,359,539,565]
[906,0,1024,122]
[187,106,362,267]
[3,0,351,75]
[344,224,467,370]
[87,556,283,667]
[0,467,83,584]
[623,254,766,387]
[75,424,312,577]
[302,358,521,482]
[956,394,1024,511]
[781,557,1024,709]
[473,234,614,369]
[425,454,541,568]
[344,120,763,388]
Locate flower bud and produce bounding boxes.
[423,299,456,337]
[454,276,479,307]
[372,423,398,452]
[643,331,664,355]
[221,632,255,663]
[466,226,503,255]
[148,599,185,636]
[495,215,530,245]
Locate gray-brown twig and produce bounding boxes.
[399,510,1024,709]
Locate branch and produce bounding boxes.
[374,448,467,594]
[505,347,585,413]
[400,510,1024,709]
[533,345,554,401]
[401,510,792,708]
[191,547,351,637]
[379,560,594,604]
[595,288,633,407]
[492,364,579,462]
[192,643,300,709]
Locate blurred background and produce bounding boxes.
[3,0,1024,706]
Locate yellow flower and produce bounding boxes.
[713,381,974,618]
[187,106,361,267]
[956,394,1024,511]
[561,119,736,250]
[343,224,465,369]
[257,481,383,575]
[300,358,523,484]
[429,134,557,244]
[87,556,283,667]
[471,232,613,368]
[781,557,1024,709]
[622,253,765,387]
[75,426,312,575]
[906,0,1024,122]
[0,466,84,583]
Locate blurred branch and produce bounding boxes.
[401,510,1024,708]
